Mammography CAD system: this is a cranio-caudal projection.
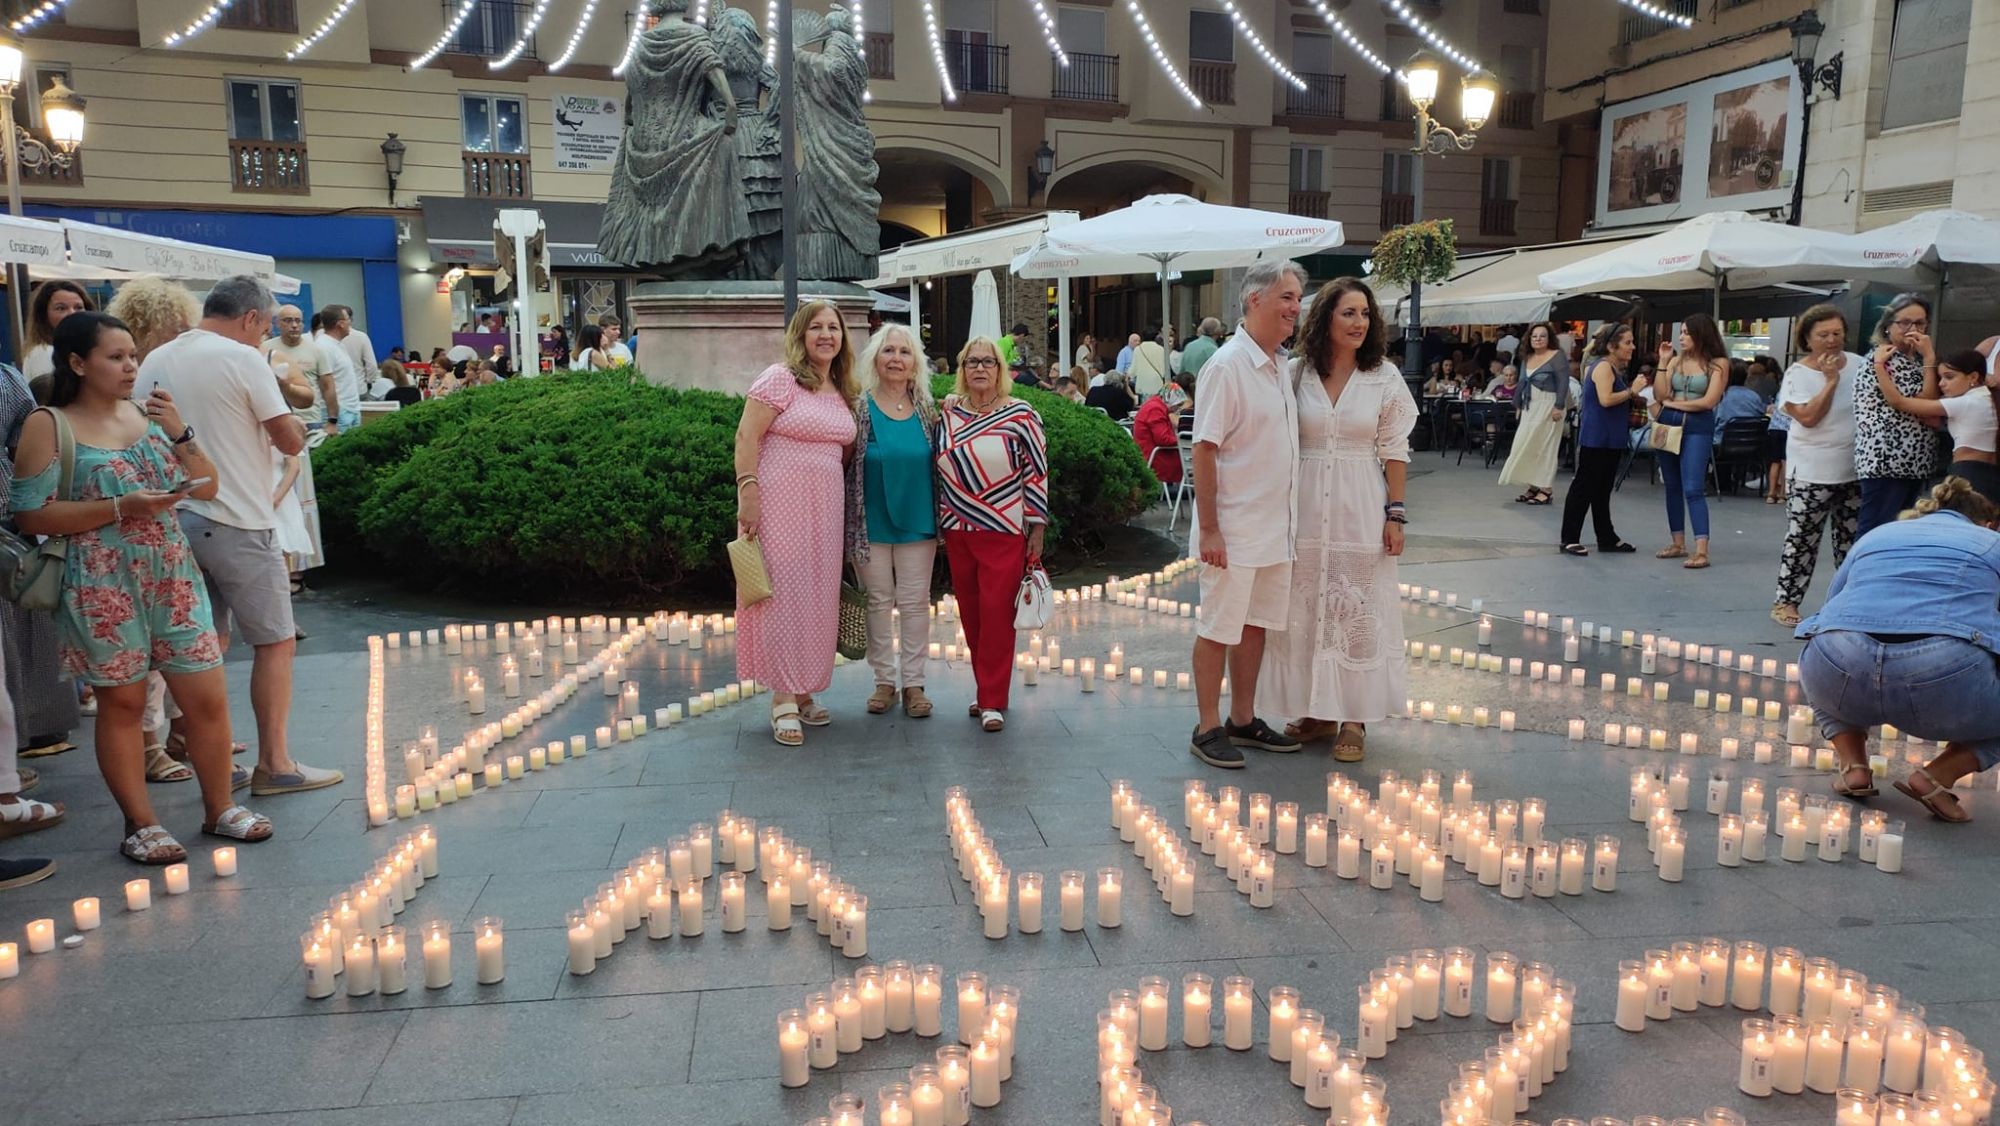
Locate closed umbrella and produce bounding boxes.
[968,269,1003,344]
[1012,194,1344,343]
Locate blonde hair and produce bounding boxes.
[105,276,198,360]
[380,359,410,387]
[1903,477,2000,525]
[783,299,859,404]
[856,323,936,416]
[953,336,1010,401]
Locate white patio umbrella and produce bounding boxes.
[1012,194,1345,342]
[968,269,1003,344]
[1847,209,2000,274]
[1537,211,1873,315]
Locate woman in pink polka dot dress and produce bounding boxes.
[733,300,859,746]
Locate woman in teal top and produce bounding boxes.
[1650,312,1730,569]
[844,323,941,719]
[10,311,272,865]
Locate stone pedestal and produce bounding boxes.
[628,280,875,394]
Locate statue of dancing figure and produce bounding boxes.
[792,3,880,281]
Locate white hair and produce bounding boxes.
[856,323,936,413]
[1240,260,1306,305]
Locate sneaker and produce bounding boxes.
[0,857,56,891]
[1190,726,1245,769]
[1227,717,1302,753]
[251,762,345,796]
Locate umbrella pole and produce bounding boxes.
[1057,276,1071,383]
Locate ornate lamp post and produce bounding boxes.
[1398,50,1495,378]
[1786,10,1842,225]
[381,133,407,205]
[0,31,86,359]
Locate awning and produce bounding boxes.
[420,196,615,268]
[0,215,68,267]
[865,212,1082,285]
[1373,234,1653,325]
[60,219,275,281]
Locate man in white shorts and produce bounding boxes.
[1189,261,1306,768]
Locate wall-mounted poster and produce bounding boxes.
[1607,103,1687,212]
[1594,59,1803,228]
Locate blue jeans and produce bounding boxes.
[1800,630,2000,769]
[1857,477,1924,539]
[1655,410,1715,539]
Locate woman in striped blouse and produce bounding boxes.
[937,336,1049,733]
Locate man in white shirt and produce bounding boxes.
[262,305,337,431]
[599,314,634,367]
[1188,260,1307,769]
[136,276,341,797]
[315,305,365,430]
[330,304,377,386]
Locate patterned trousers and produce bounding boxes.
[1773,479,1862,608]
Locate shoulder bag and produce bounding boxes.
[838,566,868,660]
[0,407,77,610]
[1013,566,1054,631]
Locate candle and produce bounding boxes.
[1138,976,1171,1051]
[1883,1016,1925,1092]
[1718,814,1744,867]
[1223,975,1254,1050]
[421,921,452,988]
[1616,961,1649,1032]
[1593,835,1619,892]
[910,964,943,1037]
[968,1036,1002,1108]
[1420,846,1445,902]
[1357,984,1389,1058]
[1658,829,1686,883]
[1443,948,1475,1018]
[1557,838,1586,895]
[1095,868,1122,928]
[1876,820,1905,873]
[1772,1017,1809,1094]
[1769,948,1804,1016]
[1845,1018,1885,1090]
[1182,971,1213,1048]
[1740,1018,1776,1095]
[211,847,237,877]
[1805,1019,1845,1093]
[162,862,190,895]
[344,932,378,996]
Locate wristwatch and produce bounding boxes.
[172,425,195,445]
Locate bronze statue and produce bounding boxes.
[792,3,880,281]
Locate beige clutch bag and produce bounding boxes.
[728,536,772,606]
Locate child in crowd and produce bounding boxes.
[1873,349,1999,501]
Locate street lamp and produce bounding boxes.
[1398,49,1494,381]
[381,133,407,205]
[0,31,87,360]
[1785,9,1841,225]
[1027,139,1055,201]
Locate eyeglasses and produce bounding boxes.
[1890,317,1929,330]
[963,357,1000,370]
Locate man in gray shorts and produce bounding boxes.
[135,276,341,796]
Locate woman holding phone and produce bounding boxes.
[9,312,267,864]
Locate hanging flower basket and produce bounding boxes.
[1370,219,1458,288]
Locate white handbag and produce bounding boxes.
[1013,567,1054,630]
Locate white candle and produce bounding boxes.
[1223,976,1254,1050]
[123,880,151,912]
[1444,950,1474,1018]
[1139,977,1171,1051]
[1558,839,1586,895]
[1616,962,1649,1032]
[1875,821,1905,873]
[1182,973,1212,1047]
[421,922,452,988]
[1592,835,1619,892]
[1739,1018,1776,1095]
[777,1009,810,1087]
[1095,869,1121,928]
[1772,1019,1808,1094]
[968,1037,1002,1107]
[473,917,503,984]
[163,863,190,895]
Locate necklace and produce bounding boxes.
[965,392,1003,414]
[874,386,914,415]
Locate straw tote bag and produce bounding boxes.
[727,536,772,607]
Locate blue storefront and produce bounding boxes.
[19,205,402,351]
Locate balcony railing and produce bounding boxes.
[944,41,1009,95]
[229,138,310,194]
[218,0,297,31]
[1288,189,1330,219]
[1189,59,1234,105]
[1052,51,1118,102]
[1496,90,1536,130]
[463,151,531,199]
[1480,198,1518,237]
[1620,0,1696,42]
[1285,72,1345,118]
[1,152,82,186]
[1380,193,1414,229]
[864,32,894,79]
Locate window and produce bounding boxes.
[217,0,297,32]
[1382,153,1414,196]
[9,63,69,134]
[449,0,523,58]
[1881,0,1970,130]
[1292,31,1333,75]
[227,78,302,142]
[462,93,526,154]
[1056,5,1106,56]
[1189,10,1232,63]
[1289,146,1324,193]
[1481,158,1514,201]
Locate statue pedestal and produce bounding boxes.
[628,280,876,394]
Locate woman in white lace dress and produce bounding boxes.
[1263,278,1417,763]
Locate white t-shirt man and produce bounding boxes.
[1778,354,1860,485]
[317,330,362,421]
[342,326,378,382]
[262,335,325,426]
[1191,330,1300,570]
[135,328,291,530]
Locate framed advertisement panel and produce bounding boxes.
[1593,58,1803,228]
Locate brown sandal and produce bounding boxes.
[1333,723,1367,763]
[1894,767,1971,823]
[1284,718,1340,742]
[145,745,194,783]
[902,687,933,718]
[866,684,897,714]
[1656,544,1687,560]
[1682,552,1711,570]
[1831,765,1879,800]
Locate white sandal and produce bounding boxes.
[202,804,273,842]
[121,824,187,865]
[0,796,64,838]
[771,703,804,747]
[980,709,1005,733]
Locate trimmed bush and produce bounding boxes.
[313,368,1154,599]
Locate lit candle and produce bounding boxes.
[1223,976,1254,1050]
[1095,868,1122,928]
[1739,1018,1776,1095]
[1558,838,1587,895]
[163,863,190,895]
[1769,948,1804,1016]
[1592,835,1619,892]
[472,918,504,985]
[1616,960,1649,1032]
[421,921,452,988]
[212,847,237,877]
[1772,1017,1809,1095]
[1443,948,1475,1018]
[123,879,151,912]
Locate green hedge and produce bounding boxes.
[312,369,1155,599]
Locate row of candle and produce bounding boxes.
[308,916,502,993]
[1326,771,1610,898]
[1433,965,1576,1125]
[788,1042,999,1125]
[1409,640,1798,725]
[1741,1015,1989,1108]
[777,962,950,1086]
[1832,1089,1993,1126]
[5,847,237,972]
[716,812,872,958]
[1464,592,1807,687]
[782,977,1022,1113]
[1153,782,1274,910]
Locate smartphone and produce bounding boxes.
[175,476,212,494]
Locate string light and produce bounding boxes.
[1025,0,1066,67]
[613,5,647,75]
[490,0,556,68]
[1382,0,1484,74]
[412,0,480,68]
[762,0,777,67]
[1612,0,1694,28]
[1302,0,1390,75]
[1124,0,1201,109]
[854,0,869,101]
[691,0,707,23]
[548,0,600,69]
[9,0,71,33]
[1220,0,1302,90]
[922,0,956,102]
[285,0,361,59]
[163,0,237,46]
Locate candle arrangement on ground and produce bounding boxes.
[300,829,438,998]
[1431,960,1576,1125]
[778,968,1019,1117]
[1108,781,1201,916]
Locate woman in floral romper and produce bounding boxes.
[11,312,270,864]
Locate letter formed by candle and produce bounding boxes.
[1223,975,1254,1050]
[473,917,504,984]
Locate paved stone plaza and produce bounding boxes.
[3,458,1996,1126]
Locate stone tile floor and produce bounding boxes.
[4,458,1996,1126]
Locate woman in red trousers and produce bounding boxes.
[937,336,1049,733]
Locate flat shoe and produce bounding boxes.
[1655,546,1687,559]
[202,803,273,842]
[19,740,75,759]
[902,687,933,718]
[250,762,344,796]
[1598,541,1637,553]
[1682,554,1711,570]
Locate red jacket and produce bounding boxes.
[1133,397,1183,485]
